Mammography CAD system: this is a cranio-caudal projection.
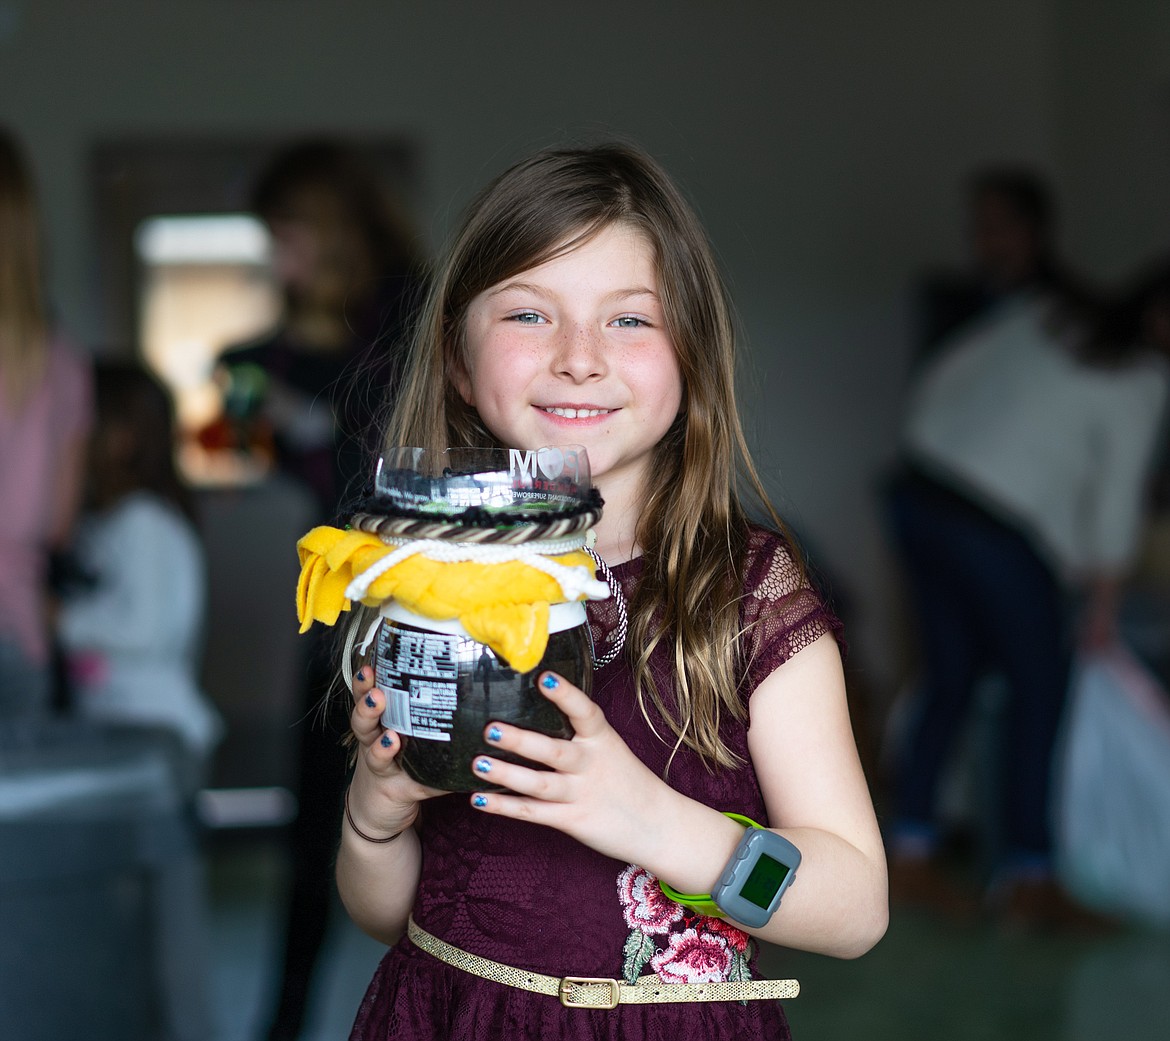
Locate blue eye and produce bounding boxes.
[509,311,546,324]
[611,315,647,328]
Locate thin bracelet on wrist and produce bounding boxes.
[344,786,406,844]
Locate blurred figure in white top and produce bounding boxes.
[886,169,1169,930]
[59,362,222,787]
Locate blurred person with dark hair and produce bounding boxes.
[58,362,221,786]
[885,183,1168,929]
[219,138,422,510]
[216,138,423,1041]
[915,166,1096,362]
[0,126,92,722]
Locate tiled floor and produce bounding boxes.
[208,838,1170,1041]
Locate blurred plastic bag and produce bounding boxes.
[1055,644,1170,925]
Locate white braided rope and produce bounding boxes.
[343,535,610,606]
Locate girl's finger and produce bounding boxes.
[467,788,560,826]
[351,665,375,705]
[535,671,608,737]
[467,754,568,803]
[367,727,403,768]
[351,683,387,744]
[482,720,578,773]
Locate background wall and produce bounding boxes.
[2,0,1168,705]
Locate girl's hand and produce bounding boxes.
[348,666,447,839]
[466,671,670,864]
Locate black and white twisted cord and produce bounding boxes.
[586,549,627,668]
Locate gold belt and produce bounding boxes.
[406,916,800,1010]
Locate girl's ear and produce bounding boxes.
[450,354,475,406]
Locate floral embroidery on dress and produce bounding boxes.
[616,864,754,985]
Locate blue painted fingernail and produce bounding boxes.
[380,734,393,748]
[356,668,367,683]
[487,726,503,742]
[541,674,559,690]
[473,795,488,808]
[365,694,376,708]
[475,758,492,774]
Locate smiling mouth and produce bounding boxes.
[539,407,612,419]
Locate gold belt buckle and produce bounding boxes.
[559,976,621,1009]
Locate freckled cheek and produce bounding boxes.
[482,333,547,370]
[474,357,544,420]
[633,366,682,412]
[470,338,536,390]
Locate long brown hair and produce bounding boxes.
[0,128,49,410]
[91,362,197,526]
[385,142,800,769]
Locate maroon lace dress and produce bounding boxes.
[350,526,842,1040]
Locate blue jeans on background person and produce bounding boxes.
[886,465,1072,871]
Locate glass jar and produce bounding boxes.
[349,446,603,791]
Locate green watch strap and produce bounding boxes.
[657,812,763,917]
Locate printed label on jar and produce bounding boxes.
[375,625,462,742]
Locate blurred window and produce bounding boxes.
[134,214,280,481]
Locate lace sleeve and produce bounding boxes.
[740,526,844,696]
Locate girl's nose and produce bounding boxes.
[552,323,607,381]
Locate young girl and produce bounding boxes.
[58,362,222,787]
[337,143,887,1039]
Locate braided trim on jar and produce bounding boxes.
[349,506,602,545]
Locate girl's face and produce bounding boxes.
[457,223,683,496]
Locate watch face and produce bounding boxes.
[740,852,793,910]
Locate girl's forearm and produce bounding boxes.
[644,788,887,959]
[335,825,423,946]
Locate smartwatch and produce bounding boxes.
[658,813,801,928]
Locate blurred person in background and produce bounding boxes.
[58,362,222,791]
[57,361,219,1041]
[914,166,1094,363]
[0,126,92,724]
[215,139,423,1041]
[884,174,1168,930]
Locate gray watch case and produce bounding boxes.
[710,826,801,928]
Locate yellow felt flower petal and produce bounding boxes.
[296,550,314,623]
[296,526,394,627]
[324,529,386,571]
[298,528,348,626]
[297,555,327,632]
[298,553,354,631]
[462,601,550,672]
[376,558,573,620]
[297,525,348,564]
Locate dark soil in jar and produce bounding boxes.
[374,619,592,792]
